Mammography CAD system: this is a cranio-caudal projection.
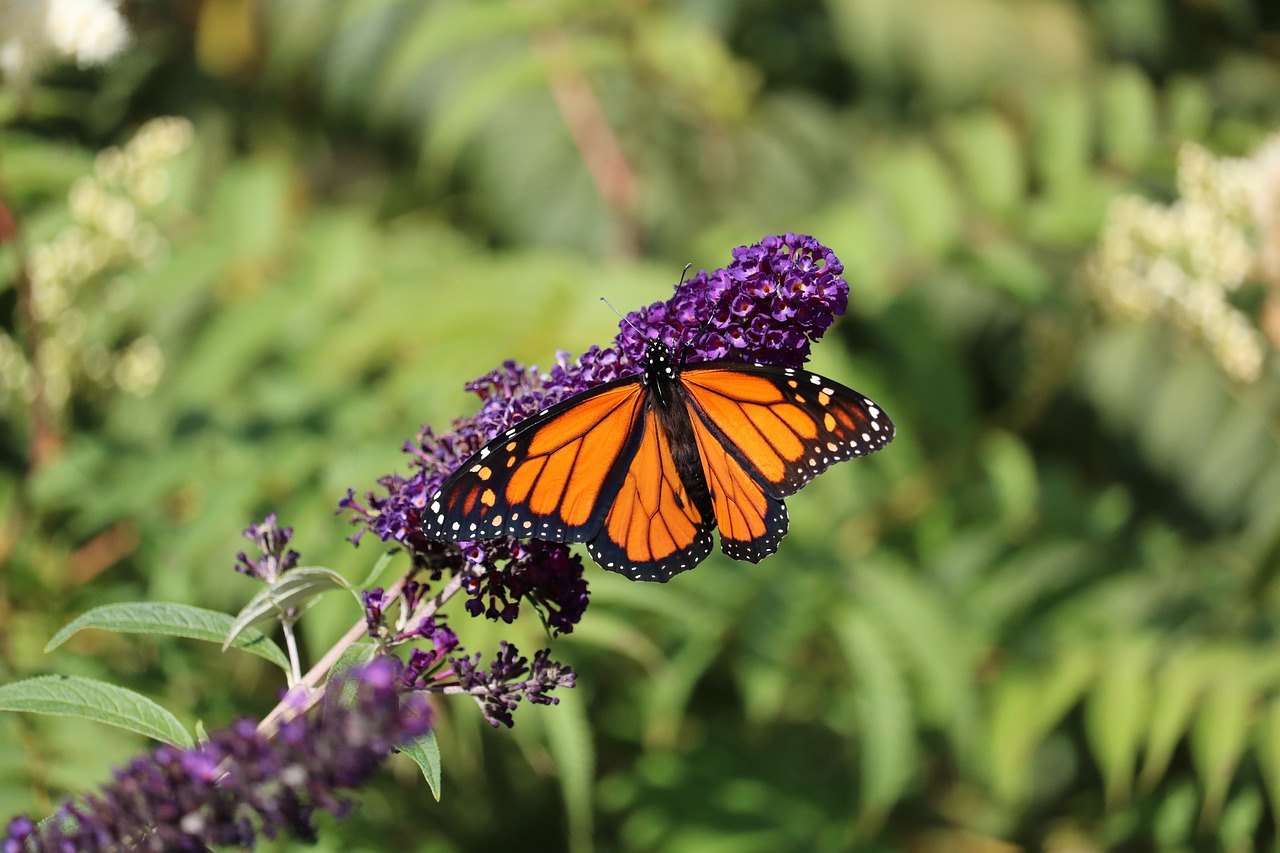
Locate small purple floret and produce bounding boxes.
[234,513,300,583]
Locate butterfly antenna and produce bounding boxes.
[601,297,647,339]
[676,266,732,365]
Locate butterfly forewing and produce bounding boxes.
[679,364,895,499]
[423,381,647,544]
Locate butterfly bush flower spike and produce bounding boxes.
[1,659,432,852]
[443,642,577,729]
[234,512,300,583]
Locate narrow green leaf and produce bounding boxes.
[1218,787,1264,847]
[833,608,916,827]
[1084,636,1152,807]
[1255,697,1280,834]
[1139,650,1210,790]
[1100,65,1157,171]
[1190,665,1254,824]
[1152,781,1198,848]
[400,729,442,801]
[981,431,1039,535]
[357,549,399,590]
[941,111,1024,217]
[1034,82,1091,196]
[0,675,191,748]
[987,649,1094,804]
[987,671,1042,803]
[873,144,961,259]
[543,688,595,853]
[224,567,354,650]
[855,560,978,762]
[45,602,289,670]
[332,642,378,680]
[1036,647,1096,735]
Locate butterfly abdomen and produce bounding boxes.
[641,342,715,524]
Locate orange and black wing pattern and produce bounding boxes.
[586,404,714,582]
[679,362,894,562]
[422,375,716,581]
[422,379,648,545]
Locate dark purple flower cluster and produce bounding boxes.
[395,625,573,729]
[562,231,849,388]
[459,539,588,635]
[400,618,461,683]
[234,513,300,583]
[2,659,431,852]
[363,582,455,645]
[445,642,577,728]
[339,234,848,630]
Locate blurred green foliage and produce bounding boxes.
[2,0,1280,849]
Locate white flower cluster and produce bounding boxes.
[0,0,129,91]
[1,117,192,411]
[1087,138,1277,383]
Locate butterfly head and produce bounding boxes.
[640,339,676,379]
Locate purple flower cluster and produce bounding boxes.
[234,513,300,583]
[444,642,577,728]
[394,627,573,729]
[2,659,431,852]
[339,234,849,631]
[459,540,588,635]
[400,618,461,681]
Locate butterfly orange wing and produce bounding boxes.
[422,376,714,581]
[586,405,714,581]
[423,380,648,544]
[679,363,894,562]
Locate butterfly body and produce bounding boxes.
[421,339,894,582]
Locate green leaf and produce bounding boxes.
[225,567,354,650]
[1034,83,1091,196]
[1218,787,1264,847]
[873,143,962,259]
[981,431,1040,535]
[1139,650,1210,791]
[400,729,443,801]
[987,671,1042,803]
[1100,65,1157,171]
[357,549,400,590]
[543,687,595,853]
[1083,636,1152,807]
[941,111,1025,217]
[854,560,978,762]
[0,675,192,748]
[1190,664,1254,823]
[332,642,379,678]
[988,649,1094,804]
[1256,697,1280,834]
[833,608,916,827]
[45,602,289,670]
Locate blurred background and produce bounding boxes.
[2,0,1280,849]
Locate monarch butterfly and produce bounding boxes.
[420,337,894,582]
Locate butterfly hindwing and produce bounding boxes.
[587,406,714,582]
[422,380,648,544]
[686,409,790,563]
